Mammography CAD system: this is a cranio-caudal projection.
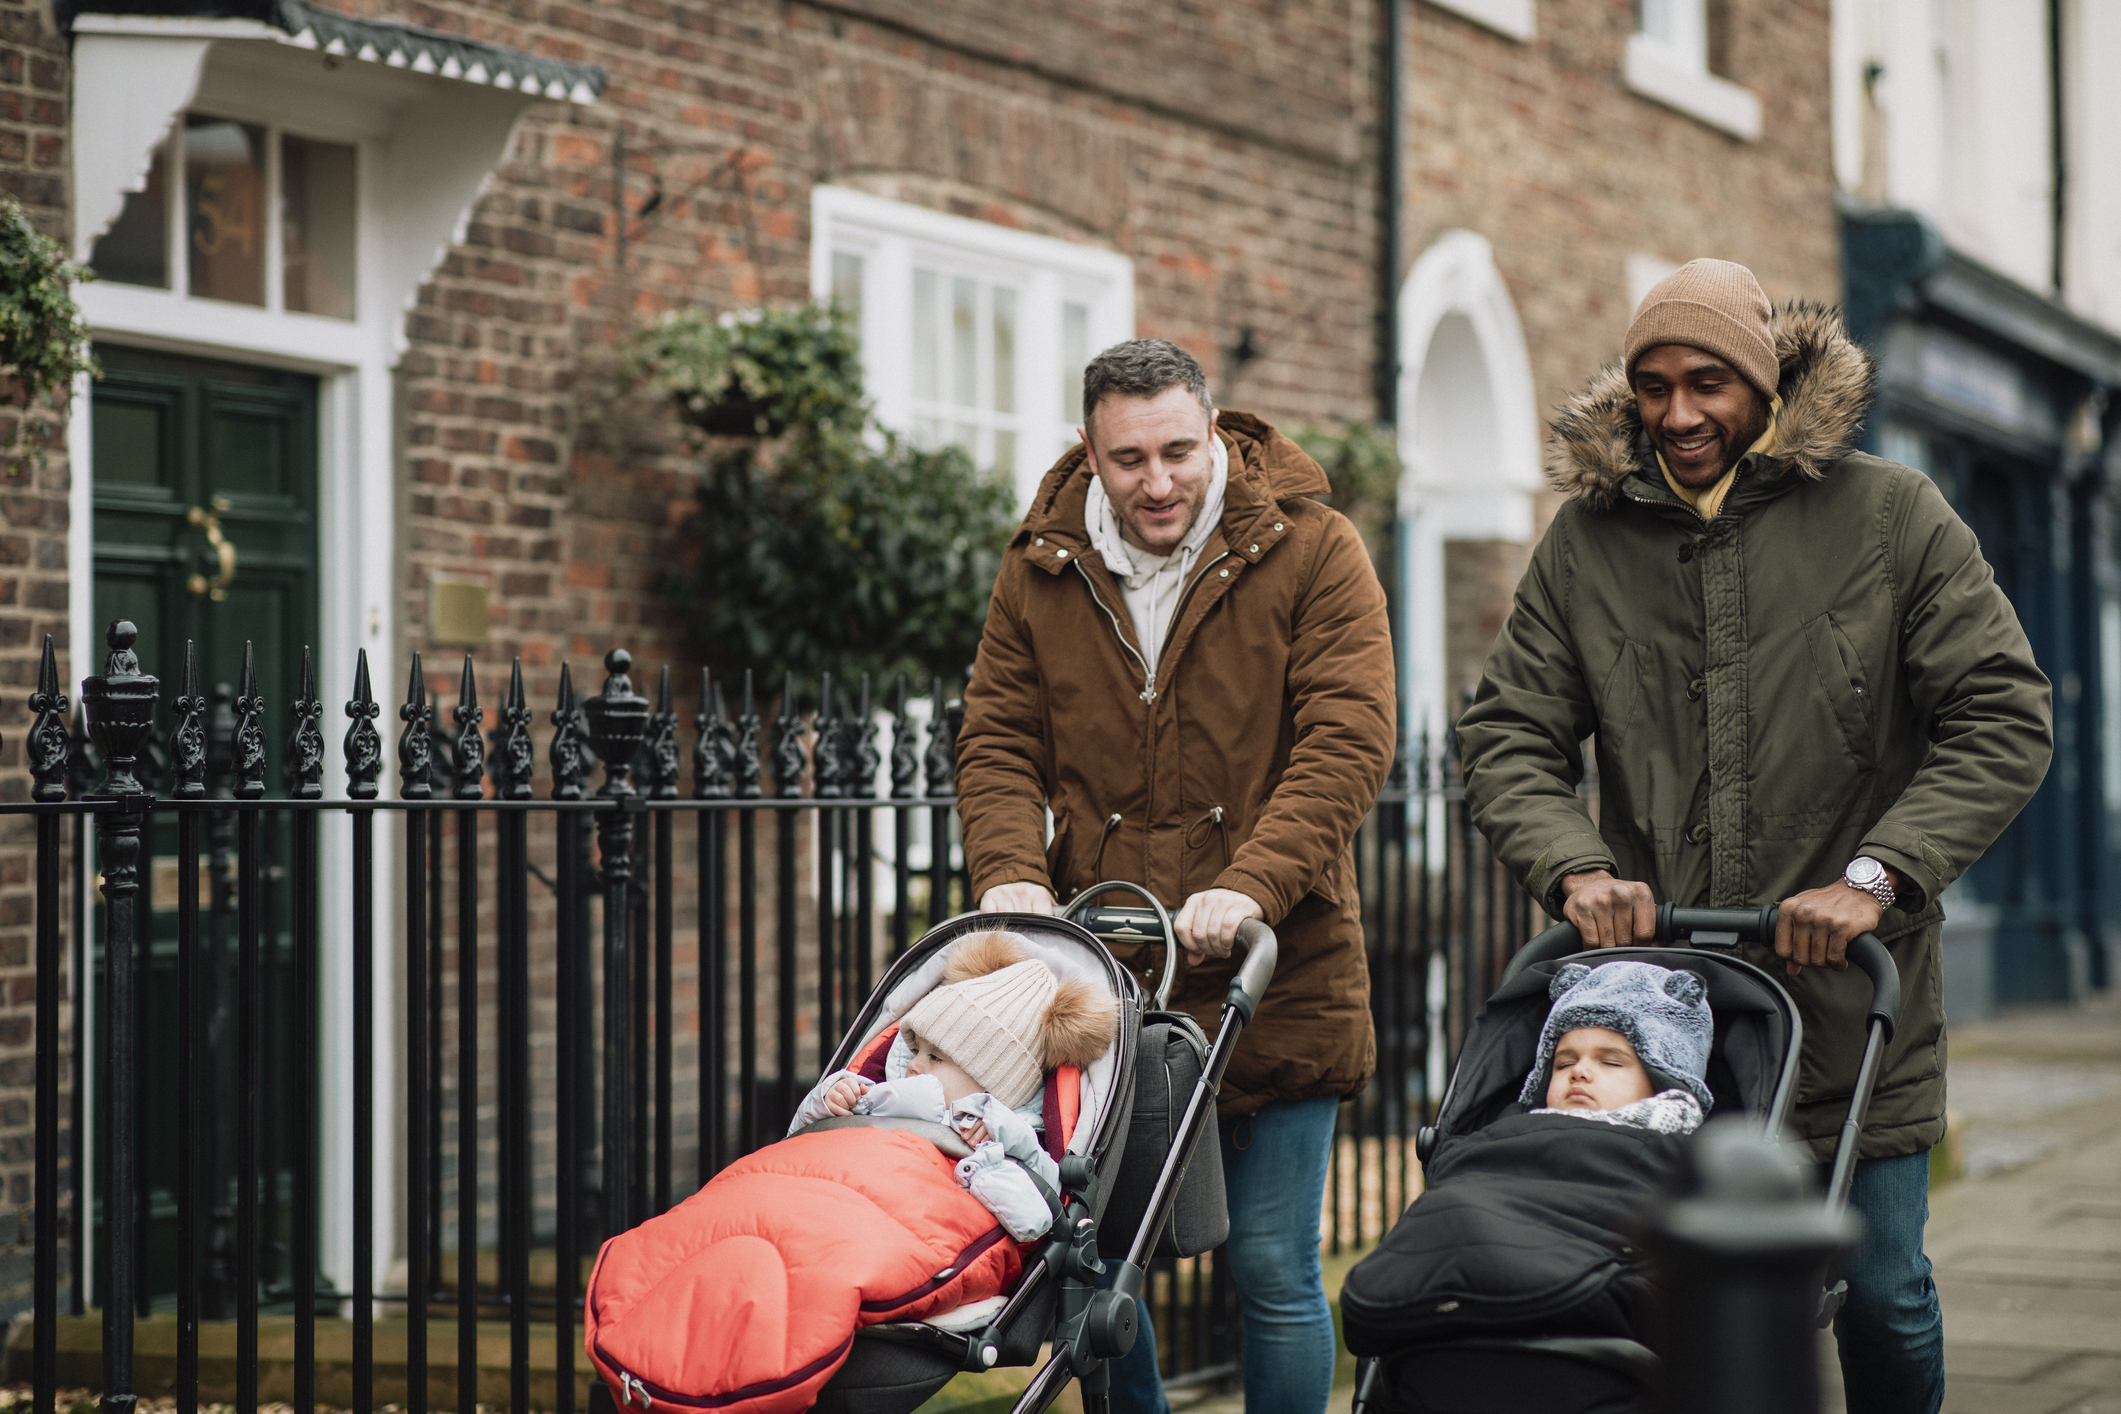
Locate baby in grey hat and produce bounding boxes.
[1518,960,1715,1136]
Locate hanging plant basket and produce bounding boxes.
[625,305,865,442]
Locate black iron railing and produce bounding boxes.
[14,622,1538,1411]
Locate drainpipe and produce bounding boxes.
[1376,0,1404,428]
[2049,0,2066,296]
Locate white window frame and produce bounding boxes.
[100,112,362,320]
[1422,0,1534,44]
[1625,0,1763,141]
[810,186,1134,508]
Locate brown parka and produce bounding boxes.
[956,412,1397,1117]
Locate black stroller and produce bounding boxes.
[805,882,1272,1414]
[1343,905,1902,1414]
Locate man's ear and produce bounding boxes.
[1076,425,1097,475]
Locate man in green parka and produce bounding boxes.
[1459,259,2052,1414]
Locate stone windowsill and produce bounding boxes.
[1623,33,1762,142]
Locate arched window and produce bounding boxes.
[1396,230,1541,749]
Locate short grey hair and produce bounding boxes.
[1081,338,1215,428]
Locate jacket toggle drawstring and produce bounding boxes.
[1090,813,1123,880]
[1185,805,1232,865]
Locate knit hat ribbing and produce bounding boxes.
[1624,258,1779,400]
[1518,960,1716,1112]
[902,956,1057,1109]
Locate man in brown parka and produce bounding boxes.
[957,339,1396,1414]
[1460,261,2052,1414]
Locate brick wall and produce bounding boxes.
[0,0,71,1315]
[1406,0,1839,678]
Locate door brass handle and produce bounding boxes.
[186,502,237,601]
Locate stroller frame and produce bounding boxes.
[1354,905,1902,1413]
[814,889,1277,1414]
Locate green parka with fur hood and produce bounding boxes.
[1458,304,2053,1162]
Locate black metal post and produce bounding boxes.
[694,671,732,1183]
[550,662,588,1414]
[584,651,651,1240]
[924,679,956,924]
[772,676,803,1130]
[169,645,206,1414]
[493,659,535,1414]
[647,667,677,1214]
[231,643,266,1414]
[288,650,324,1414]
[84,621,159,1414]
[450,655,485,1414]
[29,637,69,1414]
[735,672,760,1155]
[344,649,382,1414]
[398,654,435,1414]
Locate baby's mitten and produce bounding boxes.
[956,1143,1059,1242]
[858,1072,948,1120]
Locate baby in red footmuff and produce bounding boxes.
[586,932,1117,1414]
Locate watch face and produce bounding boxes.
[1845,857,1884,886]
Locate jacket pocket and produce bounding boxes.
[1595,638,1648,751]
[1803,612,1875,767]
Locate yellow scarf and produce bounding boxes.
[1657,397,1782,522]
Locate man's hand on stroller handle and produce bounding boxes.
[979,881,1057,914]
[1176,888,1264,966]
[1774,871,1900,977]
[1560,870,1656,949]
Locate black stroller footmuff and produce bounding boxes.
[1346,906,1899,1414]
[1341,1112,1679,1349]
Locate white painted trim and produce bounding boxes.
[1395,230,1541,751]
[1421,0,1535,43]
[810,185,1135,506]
[1623,33,1763,141]
[70,33,212,260]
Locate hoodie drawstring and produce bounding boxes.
[1090,813,1123,881]
[1184,805,1231,868]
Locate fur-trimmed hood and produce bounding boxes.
[1545,301,1877,505]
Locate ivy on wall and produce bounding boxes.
[0,196,95,475]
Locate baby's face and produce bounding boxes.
[903,1032,983,1105]
[1545,1027,1655,1112]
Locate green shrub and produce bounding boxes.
[1288,419,1402,568]
[648,304,1017,687]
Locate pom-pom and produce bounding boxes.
[943,930,1034,984]
[1040,976,1118,1070]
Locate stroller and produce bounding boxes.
[1343,905,1902,1414]
[587,881,1272,1414]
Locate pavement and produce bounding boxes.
[1173,989,2121,1414]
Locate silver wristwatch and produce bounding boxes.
[1842,856,1895,910]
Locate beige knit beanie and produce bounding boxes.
[1624,258,1779,399]
[902,956,1058,1109]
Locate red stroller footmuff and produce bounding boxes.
[585,1123,1024,1414]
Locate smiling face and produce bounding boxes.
[1544,1027,1657,1112]
[1630,344,1773,488]
[1081,384,1218,555]
[902,1030,983,1106]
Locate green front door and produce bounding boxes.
[90,343,322,1312]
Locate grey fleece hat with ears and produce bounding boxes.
[1518,960,1715,1111]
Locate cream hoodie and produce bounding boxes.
[1083,431,1228,689]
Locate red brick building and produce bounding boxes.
[0,0,1836,1316]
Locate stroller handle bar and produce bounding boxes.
[1500,906,1900,1042]
[1067,884,1279,1019]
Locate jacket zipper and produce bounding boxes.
[1071,550,1232,704]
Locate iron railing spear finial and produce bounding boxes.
[344,649,382,800]
[398,653,434,800]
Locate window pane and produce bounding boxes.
[1062,300,1090,424]
[952,277,978,408]
[831,251,864,325]
[993,429,1016,479]
[282,134,357,319]
[954,422,977,459]
[992,286,1017,414]
[186,115,266,307]
[913,269,940,402]
[89,144,170,289]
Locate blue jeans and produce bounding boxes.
[1105,1095,1340,1414]
[1831,1150,1944,1414]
